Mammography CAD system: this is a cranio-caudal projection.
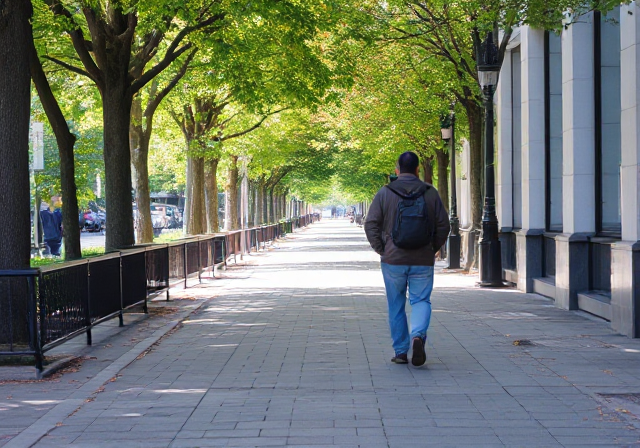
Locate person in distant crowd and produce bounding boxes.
[364,152,450,366]
[40,196,63,257]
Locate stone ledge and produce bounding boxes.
[533,277,556,300]
[503,269,518,284]
[578,291,612,321]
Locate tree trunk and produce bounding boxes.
[422,156,434,185]
[130,96,154,243]
[263,184,269,223]
[205,158,219,233]
[0,0,32,345]
[435,147,450,214]
[273,193,279,221]
[183,140,192,234]
[259,182,266,224]
[463,101,484,271]
[0,0,31,269]
[466,102,483,230]
[28,30,81,260]
[251,184,257,227]
[247,181,253,227]
[199,160,207,233]
[186,154,205,235]
[255,181,263,226]
[253,185,258,227]
[102,82,135,250]
[280,195,285,220]
[275,192,280,221]
[225,155,239,230]
[266,188,273,223]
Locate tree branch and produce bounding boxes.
[143,48,197,122]
[131,44,192,93]
[45,0,103,85]
[130,13,226,93]
[43,56,94,81]
[219,109,287,142]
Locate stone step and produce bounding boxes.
[577,291,612,321]
[533,277,556,300]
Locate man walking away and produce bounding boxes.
[365,152,450,366]
[40,196,63,257]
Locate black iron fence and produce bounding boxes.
[0,214,319,376]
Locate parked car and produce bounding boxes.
[79,210,104,232]
[150,203,170,229]
[164,204,183,229]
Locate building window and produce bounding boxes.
[545,32,563,232]
[512,47,522,229]
[595,8,622,236]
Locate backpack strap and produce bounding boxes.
[385,183,428,200]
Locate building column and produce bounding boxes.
[496,47,517,282]
[612,2,640,337]
[515,27,546,292]
[459,140,471,229]
[496,48,513,231]
[556,13,596,310]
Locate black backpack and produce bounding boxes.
[385,184,432,250]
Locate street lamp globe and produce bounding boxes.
[440,114,452,141]
[440,126,452,141]
[477,33,500,90]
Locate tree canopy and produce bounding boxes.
[10,0,626,260]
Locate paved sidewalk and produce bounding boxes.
[9,220,640,447]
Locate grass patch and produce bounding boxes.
[30,257,64,268]
[82,247,105,257]
[30,247,107,267]
[153,229,184,243]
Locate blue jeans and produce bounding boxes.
[381,263,434,355]
[45,238,62,256]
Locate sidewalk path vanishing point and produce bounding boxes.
[15,220,640,447]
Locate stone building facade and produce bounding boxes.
[491,5,640,337]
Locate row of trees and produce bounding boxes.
[0,0,622,272]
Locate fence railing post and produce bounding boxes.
[28,275,43,376]
[142,252,149,313]
[197,239,202,284]
[165,246,170,301]
[86,265,92,346]
[183,243,188,289]
[118,256,124,327]
[223,236,227,269]
[37,271,47,355]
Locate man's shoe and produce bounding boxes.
[411,337,426,366]
[391,353,408,364]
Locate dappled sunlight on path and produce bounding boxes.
[32,219,640,447]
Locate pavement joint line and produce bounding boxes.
[7,221,640,446]
[3,300,210,448]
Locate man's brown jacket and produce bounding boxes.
[364,173,450,266]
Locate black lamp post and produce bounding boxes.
[441,104,460,269]
[477,32,504,286]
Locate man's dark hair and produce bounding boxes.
[396,151,420,174]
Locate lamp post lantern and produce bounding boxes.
[441,104,461,269]
[477,32,504,286]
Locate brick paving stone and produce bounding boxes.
[170,438,230,447]
[2,220,640,446]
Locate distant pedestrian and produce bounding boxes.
[40,196,63,257]
[364,152,450,366]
